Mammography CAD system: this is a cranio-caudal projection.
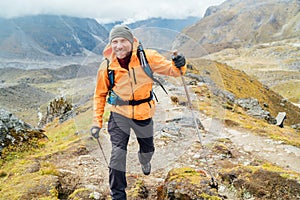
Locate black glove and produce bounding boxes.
[90,126,101,139]
[172,54,186,68]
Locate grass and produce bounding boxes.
[0,107,93,199]
[182,60,300,147]
[219,160,300,199]
[205,38,300,107]
[224,106,300,147]
[0,57,299,199]
[189,59,300,126]
[272,80,300,103]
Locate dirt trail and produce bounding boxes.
[72,79,300,199]
[224,128,300,173]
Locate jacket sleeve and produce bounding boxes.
[93,63,110,128]
[146,49,187,77]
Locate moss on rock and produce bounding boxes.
[220,165,300,199]
[158,167,221,200]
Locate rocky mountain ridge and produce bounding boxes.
[204,37,300,105]
[1,0,300,198]
[0,15,200,69]
[0,15,108,57]
[103,17,200,33]
[2,1,299,69]
[176,0,300,56]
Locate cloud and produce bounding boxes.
[0,0,225,22]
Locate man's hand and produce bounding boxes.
[90,126,101,139]
[172,54,186,68]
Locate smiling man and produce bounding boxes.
[91,24,186,200]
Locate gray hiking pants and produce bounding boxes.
[108,112,154,200]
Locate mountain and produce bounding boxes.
[181,0,299,105]
[0,15,109,69]
[103,17,201,51]
[0,15,200,69]
[1,4,300,198]
[203,38,300,104]
[103,17,200,32]
[128,17,200,32]
[0,15,108,57]
[175,0,300,56]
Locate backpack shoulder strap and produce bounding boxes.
[137,43,168,94]
[105,58,114,91]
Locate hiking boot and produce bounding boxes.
[141,163,151,175]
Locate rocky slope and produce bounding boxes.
[0,63,98,125]
[0,15,108,57]
[0,108,46,156]
[204,38,300,105]
[1,1,300,198]
[0,15,200,69]
[1,60,300,199]
[175,0,300,56]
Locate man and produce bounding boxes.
[91,24,186,200]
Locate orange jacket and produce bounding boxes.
[93,38,186,127]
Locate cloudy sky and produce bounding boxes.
[0,0,226,23]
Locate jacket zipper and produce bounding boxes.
[132,68,137,84]
[128,69,135,118]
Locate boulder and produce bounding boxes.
[158,167,220,200]
[220,166,300,199]
[0,108,46,156]
[235,97,271,120]
[38,96,73,128]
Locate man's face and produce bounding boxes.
[111,37,132,59]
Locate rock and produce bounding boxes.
[89,191,102,200]
[220,166,300,199]
[186,73,214,85]
[19,175,60,199]
[158,167,220,199]
[38,96,74,128]
[212,88,236,103]
[128,179,149,199]
[291,123,300,132]
[275,112,287,128]
[0,108,47,156]
[212,143,233,159]
[235,97,270,120]
[26,160,41,173]
[204,6,220,17]
[68,188,106,200]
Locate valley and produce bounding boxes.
[205,38,300,105]
[0,0,300,199]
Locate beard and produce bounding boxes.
[115,50,131,59]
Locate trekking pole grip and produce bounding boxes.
[172,50,184,76]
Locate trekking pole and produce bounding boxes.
[91,127,109,167]
[173,51,218,189]
[96,137,109,167]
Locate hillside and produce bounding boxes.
[175,0,300,56]
[176,0,300,108]
[103,17,200,32]
[0,63,99,125]
[188,59,300,126]
[204,38,300,105]
[1,0,300,198]
[0,15,201,69]
[0,15,108,57]
[1,59,300,199]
